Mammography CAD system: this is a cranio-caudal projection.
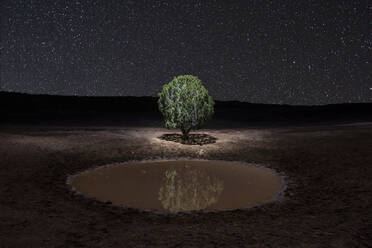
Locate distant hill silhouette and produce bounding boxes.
[1,91,371,127]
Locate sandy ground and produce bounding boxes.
[0,123,371,247]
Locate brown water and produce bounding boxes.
[69,160,284,213]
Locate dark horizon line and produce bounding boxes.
[1,90,371,108]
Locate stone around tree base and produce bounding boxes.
[158,133,217,145]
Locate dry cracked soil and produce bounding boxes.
[0,120,371,247]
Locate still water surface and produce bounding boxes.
[70,160,284,213]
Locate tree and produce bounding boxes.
[158,75,215,141]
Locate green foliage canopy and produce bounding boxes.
[157,75,215,137]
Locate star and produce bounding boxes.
[1,1,370,105]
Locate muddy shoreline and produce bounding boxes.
[0,122,371,247]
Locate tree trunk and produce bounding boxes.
[181,128,191,141]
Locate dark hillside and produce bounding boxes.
[1,91,371,126]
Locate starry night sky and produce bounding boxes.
[1,0,371,105]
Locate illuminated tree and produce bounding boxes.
[157,75,215,141]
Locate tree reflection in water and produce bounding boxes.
[158,164,224,213]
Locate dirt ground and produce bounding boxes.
[0,122,371,247]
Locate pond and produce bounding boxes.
[68,160,285,213]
